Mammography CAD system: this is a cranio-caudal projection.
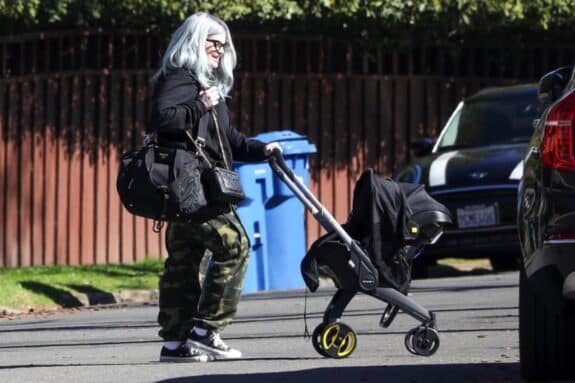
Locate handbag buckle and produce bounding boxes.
[196,137,206,148]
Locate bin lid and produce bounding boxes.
[253,130,317,155]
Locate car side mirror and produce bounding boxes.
[411,138,434,157]
[538,66,574,103]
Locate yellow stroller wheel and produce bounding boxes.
[316,322,357,358]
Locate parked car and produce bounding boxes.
[517,66,575,381]
[394,84,545,274]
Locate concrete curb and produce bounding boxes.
[0,289,161,317]
[70,289,160,307]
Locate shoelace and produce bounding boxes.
[209,332,230,351]
[188,347,205,356]
[180,343,204,356]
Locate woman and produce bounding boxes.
[151,12,280,362]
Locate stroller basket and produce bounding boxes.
[268,151,452,359]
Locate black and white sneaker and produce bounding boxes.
[187,330,242,360]
[159,343,211,363]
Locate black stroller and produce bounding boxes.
[269,151,452,359]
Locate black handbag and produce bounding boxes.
[116,143,229,225]
[201,110,246,204]
[116,110,243,226]
[203,166,245,204]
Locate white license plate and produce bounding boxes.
[456,204,498,229]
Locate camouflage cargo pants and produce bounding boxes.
[157,210,250,341]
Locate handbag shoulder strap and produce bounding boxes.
[185,114,213,168]
[196,113,210,146]
[211,110,231,170]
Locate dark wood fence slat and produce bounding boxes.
[319,77,334,234]
[69,74,82,266]
[44,78,58,266]
[425,79,439,138]
[410,79,424,140]
[134,73,149,262]
[95,74,109,264]
[253,77,266,134]
[293,77,307,136]
[305,79,321,241]
[107,73,121,264]
[5,83,19,266]
[348,77,363,180]
[56,75,70,265]
[408,79,424,164]
[81,74,96,265]
[0,82,6,267]
[334,76,349,219]
[19,81,33,267]
[439,79,455,131]
[393,78,408,174]
[121,74,135,264]
[363,78,378,171]
[239,76,252,135]
[266,76,279,132]
[32,78,45,266]
[280,76,293,130]
[379,78,394,175]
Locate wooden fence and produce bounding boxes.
[2,30,574,77]
[1,30,573,267]
[0,69,511,267]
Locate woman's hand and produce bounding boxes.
[199,86,220,109]
[264,142,282,157]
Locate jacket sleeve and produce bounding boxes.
[226,124,267,162]
[152,71,208,143]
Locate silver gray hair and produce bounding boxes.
[153,12,237,97]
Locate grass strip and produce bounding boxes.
[0,258,163,312]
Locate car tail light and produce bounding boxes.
[547,233,575,241]
[541,89,575,171]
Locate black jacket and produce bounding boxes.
[150,68,267,165]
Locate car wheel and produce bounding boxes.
[489,254,519,272]
[519,266,575,380]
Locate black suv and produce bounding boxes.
[517,66,575,381]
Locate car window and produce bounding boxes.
[436,95,544,151]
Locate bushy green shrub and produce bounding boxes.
[0,0,574,39]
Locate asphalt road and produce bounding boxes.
[0,271,532,383]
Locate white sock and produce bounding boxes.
[163,341,182,350]
[192,327,208,337]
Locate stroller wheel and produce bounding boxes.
[311,324,329,357]
[404,326,440,356]
[379,304,400,328]
[318,322,357,359]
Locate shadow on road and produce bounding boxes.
[155,363,523,383]
[19,281,83,308]
[65,284,116,305]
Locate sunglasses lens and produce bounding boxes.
[207,39,225,52]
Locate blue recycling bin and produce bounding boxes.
[235,130,316,292]
[233,161,273,293]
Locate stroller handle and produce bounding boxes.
[268,149,345,238]
[268,149,379,290]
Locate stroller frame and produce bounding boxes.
[269,151,440,358]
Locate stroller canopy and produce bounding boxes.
[302,168,451,293]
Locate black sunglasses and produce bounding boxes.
[206,39,226,51]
